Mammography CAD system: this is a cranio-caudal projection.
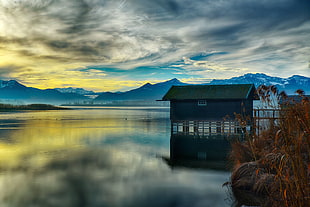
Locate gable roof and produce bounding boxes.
[162,84,259,100]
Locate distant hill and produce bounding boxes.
[209,73,310,94]
[0,80,88,104]
[0,103,69,111]
[94,78,186,102]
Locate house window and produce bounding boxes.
[198,100,207,106]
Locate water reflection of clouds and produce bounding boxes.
[0,109,230,206]
[0,147,230,207]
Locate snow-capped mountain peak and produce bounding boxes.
[0,80,25,89]
[55,87,95,95]
[209,73,310,94]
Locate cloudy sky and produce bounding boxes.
[0,0,309,91]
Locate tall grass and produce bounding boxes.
[229,86,310,207]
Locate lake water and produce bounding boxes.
[0,106,232,207]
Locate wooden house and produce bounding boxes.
[162,84,259,138]
[161,84,259,162]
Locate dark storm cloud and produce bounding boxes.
[180,0,310,46]
[45,40,102,60]
[0,66,22,78]
[48,40,71,49]
[51,0,101,35]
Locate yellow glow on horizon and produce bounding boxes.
[24,78,152,92]
[0,45,156,92]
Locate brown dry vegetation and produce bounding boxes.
[229,86,310,207]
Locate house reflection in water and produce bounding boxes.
[161,84,259,169]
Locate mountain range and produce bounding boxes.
[94,78,185,102]
[0,80,87,104]
[0,73,309,105]
[209,73,310,94]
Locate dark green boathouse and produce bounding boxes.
[162,84,259,162]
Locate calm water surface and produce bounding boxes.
[0,106,231,207]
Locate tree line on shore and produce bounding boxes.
[0,103,68,111]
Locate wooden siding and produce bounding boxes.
[170,99,253,121]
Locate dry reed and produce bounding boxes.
[229,86,310,207]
